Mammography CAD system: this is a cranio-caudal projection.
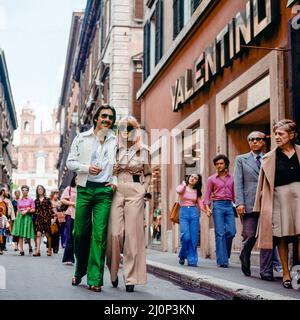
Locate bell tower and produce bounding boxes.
[20,101,35,145]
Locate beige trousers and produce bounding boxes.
[106,182,147,285]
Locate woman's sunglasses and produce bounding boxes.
[118,124,136,132]
[100,113,114,121]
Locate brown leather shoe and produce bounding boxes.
[33,251,41,257]
[88,285,101,292]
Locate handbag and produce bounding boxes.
[57,212,66,223]
[170,202,180,224]
[59,186,71,212]
[50,223,59,235]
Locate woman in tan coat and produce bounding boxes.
[253,119,300,289]
[106,116,151,292]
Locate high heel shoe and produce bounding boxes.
[71,277,81,286]
[126,285,135,292]
[111,276,118,288]
[33,251,41,257]
[88,285,101,292]
[47,249,52,256]
[19,251,24,256]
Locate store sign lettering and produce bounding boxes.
[171,0,278,112]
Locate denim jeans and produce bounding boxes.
[178,206,200,266]
[212,200,236,266]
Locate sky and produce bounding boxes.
[0,0,87,144]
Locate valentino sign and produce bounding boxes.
[171,0,279,112]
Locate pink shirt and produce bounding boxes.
[61,186,77,219]
[17,197,35,213]
[203,173,235,206]
[176,183,205,211]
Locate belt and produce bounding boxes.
[86,181,109,188]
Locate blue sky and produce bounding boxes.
[0,0,86,142]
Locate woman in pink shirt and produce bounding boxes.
[61,174,77,264]
[176,174,205,267]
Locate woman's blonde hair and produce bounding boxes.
[117,115,141,144]
[273,119,298,143]
[50,190,59,200]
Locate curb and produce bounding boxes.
[146,260,299,300]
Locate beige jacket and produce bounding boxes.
[253,144,300,249]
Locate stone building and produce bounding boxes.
[137,0,300,262]
[0,49,18,187]
[57,12,83,190]
[73,0,144,130]
[12,105,60,197]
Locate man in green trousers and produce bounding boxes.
[66,104,117,292]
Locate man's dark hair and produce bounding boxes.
[144,192,152,200]
[213,154,230,168]
[92,104,116,129]
[21,185,29,191]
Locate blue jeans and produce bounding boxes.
[178,206,200,266]
[213,200,236,266]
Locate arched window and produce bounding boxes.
[24,121,30,132]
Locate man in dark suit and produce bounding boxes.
[234,131,279,280]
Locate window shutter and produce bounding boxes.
[173,0,178,39]
[132,72,142,123]
[143,22,150,81]
[192,0,201,13]
[134,0,144,20]
[179,0,184,30]
[155,0,164,65]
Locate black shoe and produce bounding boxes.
[126,285,134,292]
[19,251,24,256]
[71,277,81,286]
[261,275,274,281]
[112,276,118,288]
[29,248,33,254]
[179,258,185,265]
[239,254,251,277]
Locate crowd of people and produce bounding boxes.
[176,119,300,289]
[0,102,299,294]
[0,180,77,264]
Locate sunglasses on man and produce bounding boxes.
[248,137,265,142]
[100,113,114,121]
[118,125,135,132]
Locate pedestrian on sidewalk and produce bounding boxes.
[66,104,117,293]
[61,174,78,265]
[0,203,9,255]
[11,190,21,251]
[204,155,236,268]
[176,174,205,267]
[12,185,35,256]
[253,119,300,289]
[106,116,152,293]
[0,185,14,251]
[234,131,281,281]
[33,185,54,257]
[50,190,61,254]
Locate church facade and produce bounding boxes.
[12,105,60,197]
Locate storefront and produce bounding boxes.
[139,0,297,258]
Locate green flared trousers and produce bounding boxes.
[73,183,113,286]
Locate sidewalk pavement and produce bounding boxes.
[146,249,300,300]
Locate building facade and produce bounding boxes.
[138,0,300,260]
[12,105,60,198]
[0,49,18,187]
[73,0,144,130]
[57,12,83,191]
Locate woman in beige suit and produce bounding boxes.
[106,116,151,292]
[254,119,300,289]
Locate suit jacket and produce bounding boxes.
[234,152,261,214]
[253,144,300,249]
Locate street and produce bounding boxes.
[0,244,213,300]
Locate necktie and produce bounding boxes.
[256,155,261,169]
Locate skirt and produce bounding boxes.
[273,181,300,237]
[12,213,35,239]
